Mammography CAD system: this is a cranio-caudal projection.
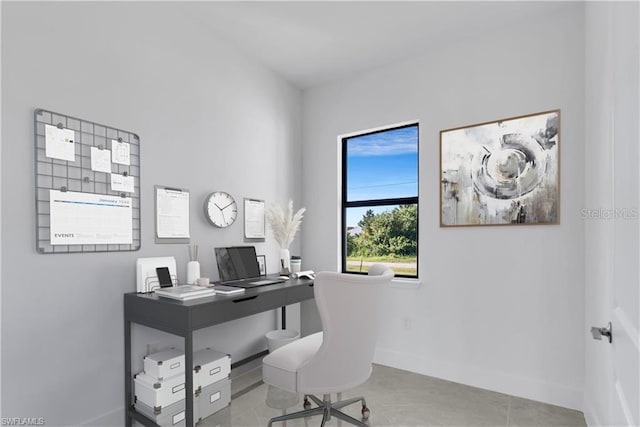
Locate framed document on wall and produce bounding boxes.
[244,198,266,240]
[155,186,190,244]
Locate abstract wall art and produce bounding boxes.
[440,110,560,226]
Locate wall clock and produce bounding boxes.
[204,191,237,228]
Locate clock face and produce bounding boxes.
[204,192,237,228]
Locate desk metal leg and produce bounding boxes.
[124,319,132,427]
[281,306,286,329]
[185,331,194,427]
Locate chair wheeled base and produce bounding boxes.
[267,393,370,427]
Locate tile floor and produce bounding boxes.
[199,364,586,427]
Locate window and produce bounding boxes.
[342,123,419,278]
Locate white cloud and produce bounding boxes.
[347,127,418,156]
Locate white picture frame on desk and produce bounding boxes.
[257,255,266,276]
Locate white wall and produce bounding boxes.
[1,2,301,425]
[301,5,585,409]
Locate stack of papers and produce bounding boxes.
[212,285,245,295]
[154,285,216,301]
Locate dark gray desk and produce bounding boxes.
[124,278,315,427]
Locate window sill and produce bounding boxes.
[390,278,421,289]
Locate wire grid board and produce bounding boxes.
[34,109,141,253]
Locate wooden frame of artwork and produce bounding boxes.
[440,110,560,227]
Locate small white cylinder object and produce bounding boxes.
[187,261,200,285]
[290,258,301,274]
[265,329,300,352]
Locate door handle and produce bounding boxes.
[591,322,612,343]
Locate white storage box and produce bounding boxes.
[193,348,230,391]
[197,378,231,422]
[134,398,198,427]
[144,348,185,380]
[134,372,185,409]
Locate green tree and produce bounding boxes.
[358,209,375,233]
[346,231,357,255]
[348,205,417,258]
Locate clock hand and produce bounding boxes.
[214,203,224,211]
[221,202,235,210]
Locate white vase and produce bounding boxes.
[187,261,200,285]
[279,248,291,274]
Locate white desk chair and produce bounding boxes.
[262,265,394,426]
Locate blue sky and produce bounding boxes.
[346,125,418,226]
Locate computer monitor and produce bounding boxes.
[215,246,261,282]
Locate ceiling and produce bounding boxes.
[179,1,575,89]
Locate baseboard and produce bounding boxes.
[582,396,603,426]
[374,347,583,411]
[80,406,122,426]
